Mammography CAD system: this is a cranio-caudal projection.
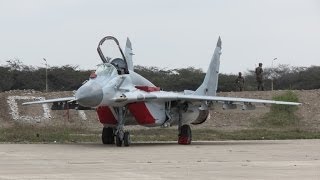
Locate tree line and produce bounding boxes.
[1,59,319,92]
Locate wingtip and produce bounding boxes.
[217,36,222,48]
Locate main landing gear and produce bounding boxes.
[177,104,192,145]
[178,124,192,145]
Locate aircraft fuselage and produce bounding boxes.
[75,63,208,127]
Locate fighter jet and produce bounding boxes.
[23,36,300,146]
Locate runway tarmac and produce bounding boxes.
[0,140,319,180]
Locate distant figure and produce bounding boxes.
[255,63,264,91]
[235,72,245,91]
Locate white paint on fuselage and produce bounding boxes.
[129,71,155,87]
[144,101,166,126]
[97,70,156,107]
[168,105,203,126]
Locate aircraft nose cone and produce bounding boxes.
[75,82,103,107]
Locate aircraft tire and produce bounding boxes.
[178,125,192,145]
[123,132,131,147]
[116,134,123,147]
[102,127,114,144]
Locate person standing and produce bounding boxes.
[235,72,245,91]
[255,63,264,91]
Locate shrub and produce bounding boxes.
[260,91,300,127]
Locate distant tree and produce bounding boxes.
[135,66,204,91]
[217,74,238,92]
[0,66,13,91]
[1,61,319,92]
[48,65,91,91]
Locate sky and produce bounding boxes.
[0,0,319,74]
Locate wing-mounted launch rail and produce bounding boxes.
[97,36,129,74]
[51,101,93,110]
[222,101,256,110]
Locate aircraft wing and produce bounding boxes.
[118,91,301,106]
[22,97,76,105]
[178,94,300,105]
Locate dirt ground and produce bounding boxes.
[0,89,319,131]
[0,140,319,179]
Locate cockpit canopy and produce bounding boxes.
[95,63,118,77]
[97,36,129,74]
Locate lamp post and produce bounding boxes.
[43,58,48,92]
[271,57,277,91]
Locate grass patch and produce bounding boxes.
[257,91,300,127]
[1,124,320,143]
[0,124,100,143]
[0,126,320,143]
[193,129,320,140]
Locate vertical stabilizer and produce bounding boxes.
[195,37,222,96]
[125,37,134,71]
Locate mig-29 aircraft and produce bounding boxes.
[23,36,300,147]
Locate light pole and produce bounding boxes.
[271,57,277,91]
[43,58,48,92]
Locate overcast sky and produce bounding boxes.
[0,0,319,74]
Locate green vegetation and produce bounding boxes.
[0,59,91,92]
[0,124,99,143]
[191,129,320,141]
[1,125,320,143]
[257,91,300,127]
[1,59,320,92]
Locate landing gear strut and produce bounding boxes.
[177,103,192,145]
[114,107,131,147]
[178,124,192,145]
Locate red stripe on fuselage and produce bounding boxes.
[96,106,117,125]
[128,102,155,125]
[135,86,160,92]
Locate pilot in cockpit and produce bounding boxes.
[111,58,128,75]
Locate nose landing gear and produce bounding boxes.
[101,107,131,147]
[114,107,131,147]
[115,129,131,147]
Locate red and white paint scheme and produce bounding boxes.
[23,36,300,147]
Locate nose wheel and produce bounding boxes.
[115,131,131,147]
[123,132,131,146]
[102,127,115,144]
[115,131,123,147]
